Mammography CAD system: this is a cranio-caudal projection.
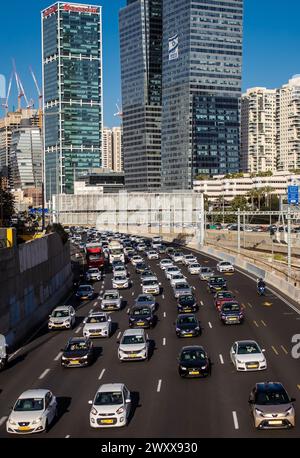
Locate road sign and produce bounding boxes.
[287,185,299,205]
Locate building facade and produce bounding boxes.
[161,0,243,189]
[102,126,123,172]
[102,127,113,169]
[119,0,162,191]
[42,2,103,199]
[241,87,277,173]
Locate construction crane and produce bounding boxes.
[1,73,13,115]
[12,59,31,111]
[29,66,42,110]
[114,102,123,119]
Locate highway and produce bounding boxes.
[0,241,300,438]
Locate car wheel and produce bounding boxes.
[44,419,49,433]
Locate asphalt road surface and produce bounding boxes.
[0,244,300,438]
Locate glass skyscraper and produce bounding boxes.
[42,2,102,199]
[119,0,162,191]
[161,0,243,189]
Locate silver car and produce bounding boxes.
[141,279,160,295]
[173,282,193,298]
[135,294,156,312]
[83,312,112,338]
[112,275,130,289]
[188,263,201,275]
[86,268,101,282]
[170,273,187,287]
[118,329,148,361]
[146,250,159,260]
[165,266,181,280]
[230,340,267,371]
[100,290,122,311]
[199,267,215,280]
[48,306,75,330]
[113,265,127,277]
[159,258,173,270]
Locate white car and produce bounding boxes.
[230,340,267,371]
[113,265,127,277]
[141,278,160,295]
[118,329,148,361]
[89,383,131,428]
[83,312,112,338]
[217,261,235,273]
[112,275,130,289]
[188,263,201,275]
[172,252,184,263]
[183,254,198,266]
[165,265,181,279]
[6,389,57,434]
[100,290,122,311]
[170,273,187,287]
[159,258,173,270]
[85,268,101,282]
[48,305,75,330]
[146,250,159,260]
[131,255,143,266]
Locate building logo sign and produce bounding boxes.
[43,5,58,18]
[169,34,179,61]
[63,4,99,14]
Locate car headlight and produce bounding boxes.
[176,327,181,332]
[116,406,125,415]
[255,408,264,416]
[236,359,244,364]
[91,407,97,415]
[62,356,67,360]
[8,418,17,425]
[195,326,200,331]
[285,407,293,416]
[201,365,207,369]
[32,417,43,424]
[180,366,187,370]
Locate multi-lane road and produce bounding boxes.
[0,243,300,438]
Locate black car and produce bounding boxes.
[158,244,167,254]
[177,294,198,313]
[112,260,125,269]
[207,276,227,293]
[135,262,148,274]
[175,314,201,337]
[219,301,244,325]
[178,346,211,377]
[61,337,94,367]
[128,305,155,328]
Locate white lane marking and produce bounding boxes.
[232,411,239,430]
[8,348,22,361]
[208,322,212,329]
[219,354,224,364]
[98,369,106,380]
[0,416,7,426]
[157,379,162,392]
[127,308,130,313]
[65,435,70,438]
[39,368,50,380]
[163,338,166,346]
[163,312,166,318]
[200,301,204,306]
[261,320,267,327]
[54,352,63,361]
[93,301,97,306]
[75,326,82,334]
[162,294,165,299]
[281,345,288,355]
[132,292,134,296]
[117,331,121,339]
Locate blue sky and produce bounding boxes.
[0,0,300,126]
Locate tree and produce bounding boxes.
[45,223,69,245]
[229,196,249,211]
[0,189,15,227]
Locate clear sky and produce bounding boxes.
[0,0,300,127]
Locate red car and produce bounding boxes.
[214,291,236,311]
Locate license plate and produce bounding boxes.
[185,309,192,312]
[184,333,193,337]
[70,360,79,364]
[137,322,145,326]
[228,317,237,321]
[19,426,30,431]
[101,419,114,424]
[91,333,101,336]
[268,420,282,425]
[247,364,258,368]
[189,371,199,375]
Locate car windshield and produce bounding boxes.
[221,262,230,266]
[190,264,200,268]
[94,392,123,406]
[89,269,98,273]
[86,316,107,323]
[136,263,146,268]
[222,303,240,312]
[122,335,145,345]
[178,316,196,324]
[218,292,233,298]
[256,389,290,405]
[14,398,44,412]
[79,286,92,292]
[114,267,125,271]
[212,278,225,284]
[137,296,152,302]
[201,268,210,273]
[104,294,118,300]
[66,341,89,351]
[132,308,151,316]
[181,350,206,361]
[179,295,194,305]
[167,267,178,271]
[175,283,189,289]
[114,276,126,281]
[52,310,69,318]
[237,343,260,354]
[143,280,157,286]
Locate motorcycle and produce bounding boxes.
[257,285,266,296]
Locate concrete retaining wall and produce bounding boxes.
[0,233,72,348]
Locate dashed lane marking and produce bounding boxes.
[219,354,224,364]
[75,326,82,334]
[208,322,213,329]
[271,346,279,355]
[163,312,166,318]
[281,345,288,355]
[261,320,267,327]
[117,332,121,340]
[54,352,63,361]
[253,320,259,328]
[162,294,165,299]
[163,338,166,346]
[98,369,106,380]
[157,379,162,392]
[0,416,7,426]
[127,308,130,313]
[297,385,300,391]
[39,368,50,380]
[232,411,239,430]
[8,348,22,361]
[200,301,204,306]
[93,301,97,306]
[247,302,253,309]
[65,435,70,438]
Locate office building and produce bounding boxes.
[42,2,103,199]
[161,0,243,189]
[102,127,113,170]
[119,0,162,191]
[75,167,125,193]
[112,126,123,172]
[241,87,277,173]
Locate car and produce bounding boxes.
[175,314,201,337]
[158,244,167,254]
[111,260,125,269]
[230,340,267,371]
[173,282,193,298]
[128,305,155,328]
[48,305,75,330]
[112,275,130,289]
[135,294,156,312]
[164,265,181,280]
[207,276,227,293]
[199,267,215,280]
[159,258,173,270]
[183,254,197,266]
[83,312,112,338]
[146,250,159,260]
[177,294,198,313]
[100,290,122,311]
[140,270,157,282]
[165,247,175,256]
[61,337,94,367]
[188,263,201,275]
[219,301,244,324]
[113,265,127,277]
[118,329,148,361]
[131,255,143,266]
[141,278,160,295]
[89,383,131,428]
[172,252,184,263]
[170,273,187,287]
[85,268,102,282]
[214,291,236,310]
[249,382,296,429]
[135,262,148,274]
[137,243,147,252]
[6,389,57,434]
[178,346,211,378]
[216,261,235,273]
[76,284,94,300]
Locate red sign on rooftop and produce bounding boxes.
[63,4,99,14]
[43,5,58,18]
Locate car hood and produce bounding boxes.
[93,404,123,414]
[255,403,292,415]
[102,299,119,304]
[119,344,146,352]
[63,350,89,358]
[9,410,44,423]
[236,353,265,362]
[177,323,198,330]
[78,291,92,296]
[49,316,70,323]
[84,323,108,331]
[221,310,241,315]
[130,315,151,321]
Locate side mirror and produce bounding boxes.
[159,283,162,286]
[262,349,266,352]
[248,399,254,404]
[231,350,235,354]
[88,400,93,405]
[125,398,131,404]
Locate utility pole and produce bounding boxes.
[237,207,241,254]
[243,211,246,248]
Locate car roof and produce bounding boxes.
[181,345,205,352]
[19,389,49,398]
[236,340,259,346]
[97,383,124,393]
[104,289,119,294]
[68,336,89,343]
[256,382,285,393]
[88,312,107,317]
[53,305,72,311]
[122,328,145,336]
